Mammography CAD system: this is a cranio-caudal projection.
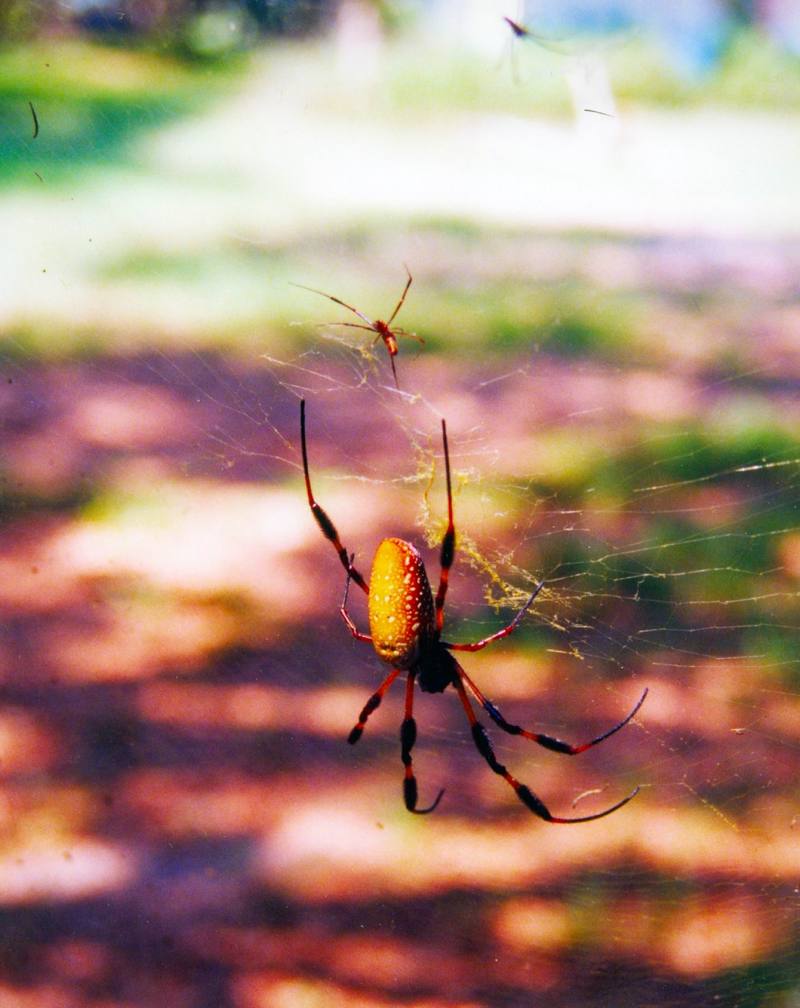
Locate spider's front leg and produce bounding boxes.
[452,670,639,823]
[348,669,401,745]
[300,399,369,593]
[433,418,456,632]
[443,580,545,653]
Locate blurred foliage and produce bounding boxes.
[0,0,62,40]
[0,40,247,186]
[0,0,329,49]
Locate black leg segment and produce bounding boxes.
[401,672,445,814]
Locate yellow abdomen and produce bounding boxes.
[368,538,435,668]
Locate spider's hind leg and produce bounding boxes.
[461,669,648,756]
[401,671,445,814]
[452,668,639,823]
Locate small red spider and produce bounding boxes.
[300,400,647,821]
[293,268,423,388]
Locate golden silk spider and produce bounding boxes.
[300,400,647,821]
[293,267,422,388]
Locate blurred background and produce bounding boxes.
[2,1,800,1006]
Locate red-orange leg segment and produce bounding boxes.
[402,672,445,814]
[434,418,456,632]
[387,265,413,326]
[443,579,545,653]
[348,668,401,745]
[453,671,640,823]
[291,282,374,327]
[300,399,368,594]
[340,554,372,644]
[321,321,375,334]
[461,670,648,756]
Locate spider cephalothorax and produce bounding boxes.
[300,399,646,820]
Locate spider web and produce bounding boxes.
[1,4,799,1008]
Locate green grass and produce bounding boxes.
[0,39,247,186]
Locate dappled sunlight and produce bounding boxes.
[325,934,466,994]
[137,681,380,736]
[0,520,95,612]
[530,888,794,979]
[631,804,800,879]
[187,921,498,1004]
[777,530,800,579]
[200,922,561,1003]
[0,472,394,683]
[0,838,135,905]
[620,370,698,422]
[635,667,762,736]
[660,893,786,977]
[121,768,288,838]
[45,474,404,627]
[0,783,98,846]
[0,707,59,776]
[252,784,800,902]
[463,652,553,700]
[0,782,136,904]
[0,369,197,499]
[53,482,309,599]
[492,898,573,953]
[0,983,85,1008]
[233,971,483,1008]
[260,795,645,899]
[763,696,800,740]
[39,594,240,683]
[42,939,115,987]
[2,428,86,498]
[69,385,193,449]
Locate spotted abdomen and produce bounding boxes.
[368,538,435,668]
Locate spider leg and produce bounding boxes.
[393,327,425,346]
[388,350,399,388]
[401,671,445,814]
[348,668,401,744]
[503,15,529,37]
[317,322,376,332]
[434,418,455,633]
[292,282,375,327]
[365,332,400,387]
[300,400,369,594]
[387,265,413,325]
[453,670,640,823]
[461,671,649,755]
[340,554,372,643]
[443,580,545,653]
